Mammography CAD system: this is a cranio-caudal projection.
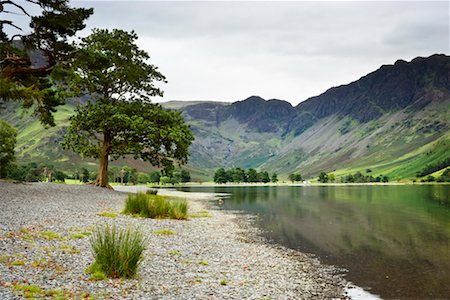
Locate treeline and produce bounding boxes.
[418,168,450,182]
[7,163,69,182]
[339,171,389,183]
[416,158,450,177]
[317,171,389,183]
[4,163,191,185]
[213,168,278,184]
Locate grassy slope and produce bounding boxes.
[2,97,449,182]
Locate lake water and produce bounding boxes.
[178,185,450,299]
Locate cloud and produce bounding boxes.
[10,1,450,104]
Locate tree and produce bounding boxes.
[148,171,161,183]
[328,173,336,183]
[180,170,191,183]
[294,173,302,182]
[81,168,90,183]
[63,29,194,188]
[288,173,296,183]
[214,168,228,184]
[247,168,258,182]
[318,172,329,183]
[1,0,93,125]
[259,171,270,183]
[53,170,66,182]
[0,120,17,178]
[271,173,278,183]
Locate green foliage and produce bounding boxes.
[271,173,278,183]
[148,171,161,183]
[318,172,329,183]
[0,120,17,178]
[146,189,158,195]
[289,173,302,183]
[436,168,450,182]
[81,168,90,183]
[247,168,258,182]
[339,171,389,183]
[123,193,189,220]
[63,29,193,187]
[416,157,450,177]
[338,118,358,135]
[89,224,146,278]
[213,167,276,184]
[213,168,229,183]
[152,229,176,235]
[1,1,93,126]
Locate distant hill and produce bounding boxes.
[2,54,449,181]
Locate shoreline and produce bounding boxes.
[0,182,361,299]
[142,182,450,188]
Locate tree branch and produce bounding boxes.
[1,0,31,16]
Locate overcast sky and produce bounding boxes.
[7,1,450,105]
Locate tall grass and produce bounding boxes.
[123,193,188,220]
[89,224,146,278]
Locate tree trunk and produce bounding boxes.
[93,133,112,189]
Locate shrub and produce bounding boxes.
[88,224,146,278]
[123,193,188,220]
[146,189,158,195]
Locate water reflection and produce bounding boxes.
[180,185,450,299]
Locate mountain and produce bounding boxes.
[2,54,449,181]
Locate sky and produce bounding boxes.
[6,1,450,105]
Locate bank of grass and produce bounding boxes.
[123,193,188,220]
[87,224,146,279]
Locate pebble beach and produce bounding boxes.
[0,182,349,299]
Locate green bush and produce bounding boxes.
[88,224,146,278]
[123,193,188,220]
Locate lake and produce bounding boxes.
[178,185,450,299]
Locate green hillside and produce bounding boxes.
[1,54,449,182]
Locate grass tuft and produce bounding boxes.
[88,224,146,278]
[152,229,176,235]
[220,279,228,286]
[97,211,118,218]
[70,233,86,239]
[123,193,188,220]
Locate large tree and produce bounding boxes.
[0,120,17,178]
[63,29,194,188]
[1,0,93,125]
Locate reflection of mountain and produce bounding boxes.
[2,54,449,180]
[219,185,450,298]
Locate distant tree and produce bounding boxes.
[159,176,171,185]
[260,171,270,183]
[1,0,93,125]
[247,168,258,182]
[318,172,329,183]
[148,171,161,183]
[137,173,150,184]
[81,168,90,183]
[214,168,228,184]
[288,173,296,183]
[0,120,17,178]
[180,170,191,183]
[294,173,302,182]
[328,173,336,182]
[53,170,66,182]
[382,175,389,183]
[271,173,278,183]
[231,168,246,183]
[63,29,194,188]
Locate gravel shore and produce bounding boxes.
[0,182,348,299]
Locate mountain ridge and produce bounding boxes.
[2,54,449,181]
